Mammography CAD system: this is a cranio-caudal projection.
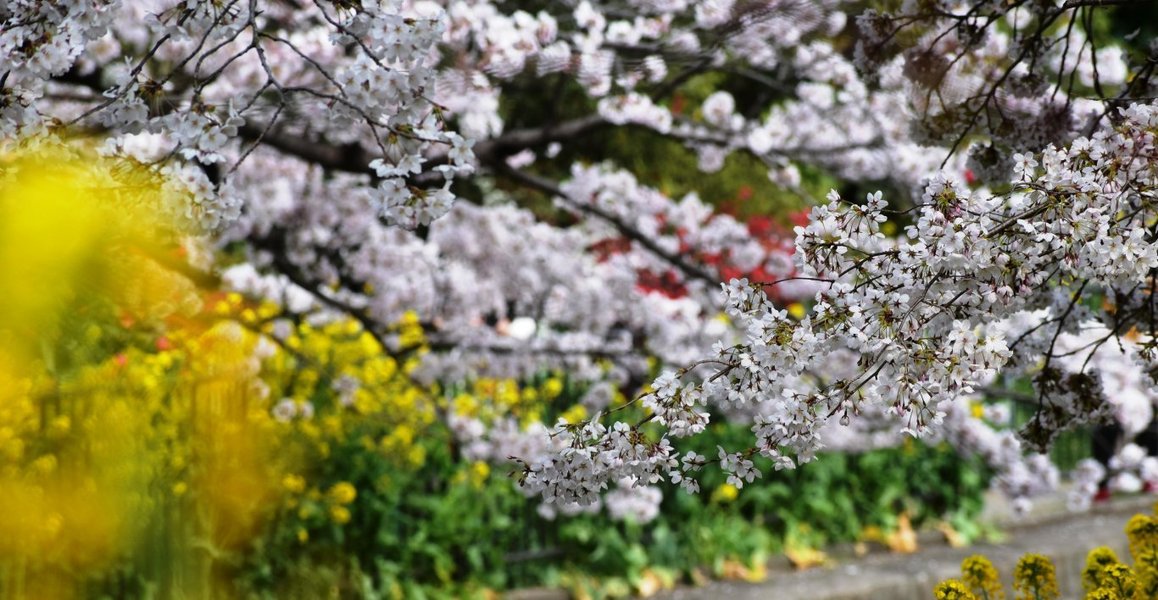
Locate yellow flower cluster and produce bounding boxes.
[1075,512,1158,600]
[283,474,308,494]
[449,375,575,428]
[1012,554,1059,600]
[396,310,426,350]
[1079,552,1155,600]
[1084,547,1124,593]
[251,309,437,470]
[1126,514,1158,560]
[0,316,292,595]
[329,481,358,505]
[938,503,1158,600]
[0,142,219,593]
[934,579,978,600]
[1099,564,1137,599]
[961,554,1004,600]
[0,139,369,596]
[452,461,492,490]
[934,553,1055,600]
[1086,588,1122,600]
[326,482,358,524]
[1124,511,1158,598]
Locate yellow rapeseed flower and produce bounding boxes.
[48,415,71,439]
[469,461,490,489]
[407,445,426,467]
[30,454,57,475]
[474,378,497,397]
[521,410,542,427]
[714,483,739,503]
[1133,546,1158,595]
[962,554,1004,599]
[398,316,425,348]
[1094,563,1136,599]
[1013,554,1059,600]
[0,138,213,580]
[282,474,307,494]
[328,482,357,505]
[1126,514,1158,560]
[454,393,479,417]
[497,379,520,406]
[561,404,588,424]
[329,505,351,525]
[543,377,564,399]
[934,579,978,600]
[1083,547,1121,592]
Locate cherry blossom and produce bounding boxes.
[5,0,1156,515]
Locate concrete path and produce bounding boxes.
[653,494,1155,600]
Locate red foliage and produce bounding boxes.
[590,206,812,303]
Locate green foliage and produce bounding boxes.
[36,355,990,599]
[488,67,817,224]
[227,386,990,599]
[678,425,990,550]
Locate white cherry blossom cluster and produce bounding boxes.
[855,0,1137,184]
[5,1,471,231]
[221,151,803,387]
[521,103,1158,509]
[1068,444,1158,512]
[603,477,664,524]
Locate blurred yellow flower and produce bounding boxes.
[543,377,564,399]
[407,445,427,467]
[561,404,588,424]
[30,454,57,475]
[714,483,739,503]
[0,139,471,595]
[283,474,307,494]
[0,139,296,596]
[470,461,491,488]
[328,482,358,505]
[329,505,352,525]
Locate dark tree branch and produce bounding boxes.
[1062,0,1150,7]
[495,165,720,287]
